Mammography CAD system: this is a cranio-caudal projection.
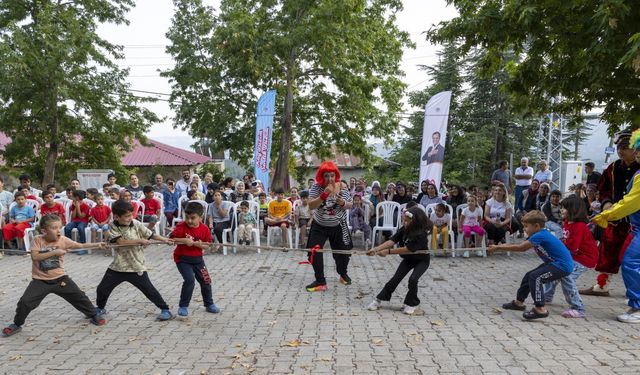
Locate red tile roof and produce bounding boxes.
[0,133,211,167]
[122,139,211,167]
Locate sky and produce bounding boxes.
[98,0,459,150]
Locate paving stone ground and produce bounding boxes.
[0,243,639,374]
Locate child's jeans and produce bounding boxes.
[432,225,449,250]
[543,262,588,312]
[238,224,254,242]
[463,225,485,238]
[176,258,213,308]
[545,221,563,238]
[517,263,569,307]
[90,223,110,232]
[65,221,87,243]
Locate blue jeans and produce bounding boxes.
[515,185,529,212]
[621,233,640,309]
[65,221,87,243]
[544,262,588,312]
[176,258,214,308]
[545,221,563,239]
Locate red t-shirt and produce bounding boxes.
[170,222,212,263]
[562,221,598,268]
[41,203,66,225]
[131,201,140,218]
[141,197,160,216]
[69,202,90,224]
[90,205,112,224]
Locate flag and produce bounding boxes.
[254,90,277,192]
[419,91,452,189]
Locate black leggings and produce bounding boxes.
[14,276,97,326]
[96,269,169,310]
[213,221,231,243]
[306,221,353,284]
[377,257,430,307]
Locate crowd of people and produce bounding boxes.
[0,129,639,338]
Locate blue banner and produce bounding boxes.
[253,90,276,192]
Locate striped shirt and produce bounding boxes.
[309,183,352,227]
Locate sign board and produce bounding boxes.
[561,161,583,193]
[605,146,615,154]
[77,169,113,190]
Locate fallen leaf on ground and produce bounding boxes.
[200,371,207,375]
[371,338,384,345]
[630,335,640,340]
[284,339,301,347]
[27,337,35,342]
[430,320,445,326]
[492,308,503,314]
[234,344,242,348]
[320,357,332,361]
[10,355,22,361]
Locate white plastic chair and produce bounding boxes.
[455,204,487,257]
[425,203,457,257]
[371,201,401,246]
[221,201,237,254]
[224,200,261,255]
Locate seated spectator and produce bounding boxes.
[542,190,563,238]
[89,193,112,241]
[108,187,121,201]
[140,186,161,231]
[120,190,140,219]
[64,190,90,247]
[125,173,143,200]
[264,188,292,247]
[483,184,516,246]
[107,172,121,189]
[288,187,300,205]
[86,187,99,202]
[445,184,466,230]
[521,179,540,212]
[393,183,413,205]
[207,191,233,244]
[3,192,36,250]
[190,182,206,201]
[416,181,443,208]
[40,191,66,225]
[163,178,180,227]
[18,173,42,198]
[585,184,600,217]
[102,183,111,196]
[536,183,550,211]
[232,181,253,203]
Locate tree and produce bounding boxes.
[390,41,464,184]
[0,1,159,185]
[428,0,640,133]
[163,0,412,190]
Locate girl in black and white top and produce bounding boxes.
[366,206,431,315]
[304,161,353,292]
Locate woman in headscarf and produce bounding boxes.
[304,161,354,292]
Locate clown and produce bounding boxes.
[593,129,640,323]
[582,129,640,296]
[304,161,354,291]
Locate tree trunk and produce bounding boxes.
[271,74,294,192]
[42,141,59,186]
[42,82,59,185]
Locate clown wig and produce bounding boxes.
[315,161,341,187]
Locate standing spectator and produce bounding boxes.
[107,173,120,189]
[490,161,512,193]
[152,174,167,193]
[125,174,144,200]
[163,178,181,227]
[534,160,553,185]
[514,157,534,212]
[584,162,602,185]
[176,169,191,195]
[70,179,81,191]
[19,173,42,197]
[307,178,315,190]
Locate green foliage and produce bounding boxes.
[163,0,413,190]
[428,0,640,133]
[0,0,160,186]
[197,163,224,183]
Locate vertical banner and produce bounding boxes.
[419,91,452,190]
[253,90,277,192]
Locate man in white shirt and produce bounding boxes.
[534,160,553,185]
[175,169,191,195]
[514,157,534,212]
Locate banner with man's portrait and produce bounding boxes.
[419,91,452,189]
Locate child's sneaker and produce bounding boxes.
[617,308,640,323]
[463,251,469,258]
[206,303,220,314]
[90,314,106,326]
[305,281,327,292]
[178,307,189,317]
[339,274,352,285]
[402,305,416,315]
[367,299,381,311]
[96,308,107,316]
[561,309,585,318]
[2,324,21,337]
[475,250,484,257]
[157,309,174,321]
